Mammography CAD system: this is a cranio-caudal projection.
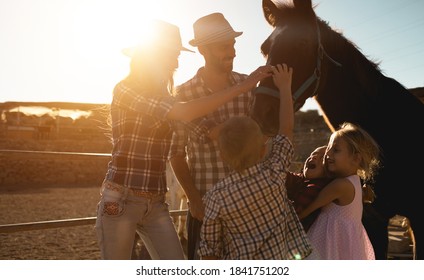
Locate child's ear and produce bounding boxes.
[260,143,268,159]
[354,153,362,165]
[219,150,229,164]
[219,150,224,161]
[209,123,224,141]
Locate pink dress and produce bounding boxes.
[306,175,375,259]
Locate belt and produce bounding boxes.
[103,181,165,199]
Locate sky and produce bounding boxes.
[0,0,423,112]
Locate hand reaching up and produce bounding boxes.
[271,63,293,93]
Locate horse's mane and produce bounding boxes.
[316,16,385,94]
[317,17,381,73]
[271,2,385,93]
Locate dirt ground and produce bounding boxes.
[0,185,414,260]
[0,185,102,260]
[0,184,187,260]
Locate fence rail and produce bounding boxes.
[0,149,187,260]
[0,149,111,157]
[0,210,188,234]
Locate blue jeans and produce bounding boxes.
[95,181,185,260]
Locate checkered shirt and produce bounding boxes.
[198,135,312,260]
[105,79,199,192]
[169,69,253,196]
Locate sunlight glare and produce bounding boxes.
[68,0,203,104]
[69,1,167,104]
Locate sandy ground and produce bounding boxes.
[0,184,187,260]
[0,185,414,260]
[0,185,102,260]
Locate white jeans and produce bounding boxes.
[95,181,185,260]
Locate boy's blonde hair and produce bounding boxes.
[218,116,264,173]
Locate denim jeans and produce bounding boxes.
[95,181,185,260]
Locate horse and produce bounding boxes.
[250,0,424,259]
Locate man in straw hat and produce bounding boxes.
[96,18,272,260]
[169,12,261,259]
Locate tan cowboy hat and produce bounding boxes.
[189,13,243,47]
[122,19,194,57]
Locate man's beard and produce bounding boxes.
[216,57,234,73]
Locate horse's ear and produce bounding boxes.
[293,0,313,11]
[262,0,280,26]
[263,0,315,26]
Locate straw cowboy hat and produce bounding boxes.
[189,13,243,47]
[122,19,193,57]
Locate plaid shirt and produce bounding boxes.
[198,135,312,260]
[169,69,253,196]
[105,79,208,192]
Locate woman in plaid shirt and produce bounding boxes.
[199,64,312,259]
[95,20,272,260]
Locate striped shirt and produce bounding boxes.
[105,79,207,192]
[198,135,312,260]
[169,68,253,196]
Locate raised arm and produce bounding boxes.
[167,65,273,122]
[271,64,294,141]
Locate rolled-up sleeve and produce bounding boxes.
[113,81,174,120]
[169,120,188,158]
[170,118,219,146]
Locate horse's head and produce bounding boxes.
[251,0,322,136]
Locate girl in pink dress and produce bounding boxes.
[299,122,380,260]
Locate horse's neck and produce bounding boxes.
[318,28,387,102]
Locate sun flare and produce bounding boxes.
[68,0,202,104]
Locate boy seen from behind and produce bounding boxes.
[198,64,312,260]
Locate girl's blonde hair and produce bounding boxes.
[333,122,381,182]
[333,122,381,203]
[218,116,264,173]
